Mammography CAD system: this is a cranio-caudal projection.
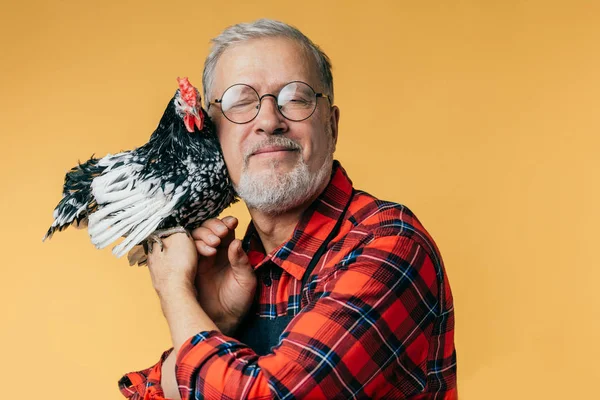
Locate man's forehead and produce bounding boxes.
[212,37,320,94]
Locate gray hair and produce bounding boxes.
[202,19,334,105]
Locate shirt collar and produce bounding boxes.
[242,160,354,281]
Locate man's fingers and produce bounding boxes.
[222,216,238,231]
[191,226,222,247]
[202,218,232,238]
[195,240,217,256]
[191,217,238,241]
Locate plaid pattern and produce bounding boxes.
[119,161,457,399]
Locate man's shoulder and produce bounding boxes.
[345,190,443,266]
[348,190,425,236]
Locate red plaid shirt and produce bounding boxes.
[119,161,457,399]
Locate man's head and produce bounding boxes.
[203,19,340,215]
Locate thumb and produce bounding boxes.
[228,239,254,279]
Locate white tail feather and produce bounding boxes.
[87,193,148,229]
[112,194,183,257]
[90,199,161,248]
[87,160,184,259]
[93,182,137,203]
[111,212,165,257]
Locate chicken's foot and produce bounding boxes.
[144,226,192,254]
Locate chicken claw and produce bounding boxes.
[144,226,191,254]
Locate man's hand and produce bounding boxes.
[146,231,199,296]
[191,216,257,335]
[146,231,218,353]
[145,217,257,338]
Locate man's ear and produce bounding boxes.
[329,105,340,150]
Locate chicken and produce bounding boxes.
[43,77,237,266]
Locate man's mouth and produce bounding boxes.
[251,146,298,156]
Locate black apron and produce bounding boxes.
[234,193,353,356]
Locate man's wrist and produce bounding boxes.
[158,284,198,321]
[156,281,197,301]
[158,287,219,352]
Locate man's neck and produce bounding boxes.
[248,207,305,255]
[247,175,331,255]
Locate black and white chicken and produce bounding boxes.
[43,77,237,266]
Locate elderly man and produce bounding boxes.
[119,19,457,400]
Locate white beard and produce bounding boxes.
[235,132,334,215]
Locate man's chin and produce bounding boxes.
[245,159,300,179]
[241,169,290,187]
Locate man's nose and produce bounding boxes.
[254,95,287,135]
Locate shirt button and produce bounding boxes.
[263,276,272,287]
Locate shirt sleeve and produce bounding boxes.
[173,235,454,399]
[119,348,174,399]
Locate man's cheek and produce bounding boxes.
[219,151,239,184]
[225,157,243,185]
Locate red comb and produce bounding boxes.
[177,77,198,107]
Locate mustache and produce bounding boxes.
[244,136,302,160]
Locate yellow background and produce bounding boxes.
[1,1,598,398]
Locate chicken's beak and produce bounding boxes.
[184,109,204,133]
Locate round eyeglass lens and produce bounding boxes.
[220,84,260,123]
[277,82,317,121]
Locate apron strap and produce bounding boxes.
[301,189,355,288]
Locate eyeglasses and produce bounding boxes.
[208,81,331,124]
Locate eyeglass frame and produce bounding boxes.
[207,80,332,124]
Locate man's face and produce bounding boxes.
[208,37,339,213]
